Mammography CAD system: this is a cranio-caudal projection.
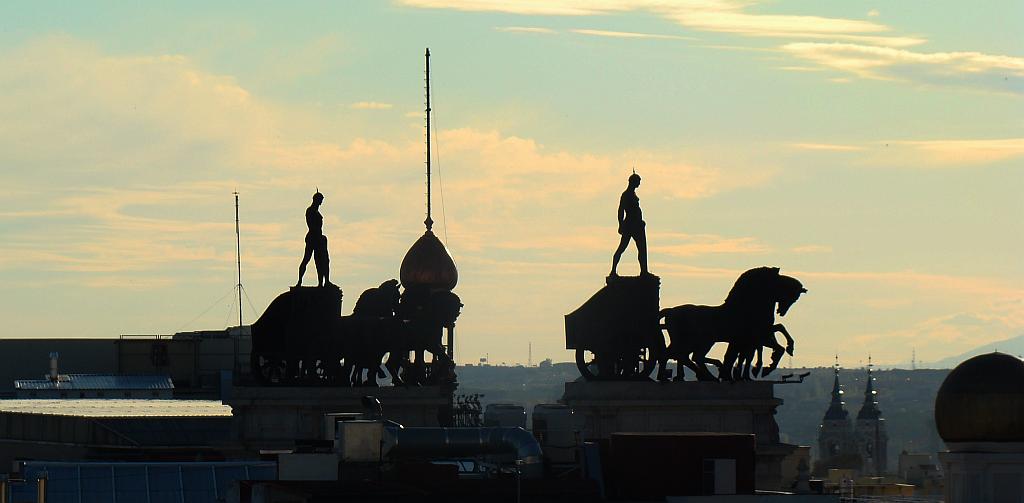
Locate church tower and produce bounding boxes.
[818,359,853,464]
[854,358,888,475]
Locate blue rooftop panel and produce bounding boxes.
[14,374,174,391]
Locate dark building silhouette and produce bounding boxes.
[818,365,854,462]
[815,360,888,476]
[855,362,888,476]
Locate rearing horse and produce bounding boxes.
[659,267,806,381]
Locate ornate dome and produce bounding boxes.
[399,230,458,291]
[934,352,1024,443]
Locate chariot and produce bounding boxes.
[564,275,666,380]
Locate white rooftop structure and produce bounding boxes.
[0,399,231,417]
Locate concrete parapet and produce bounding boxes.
[561,380,796,491]
[226,385,453,451]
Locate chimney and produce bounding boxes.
[48,352,59,381]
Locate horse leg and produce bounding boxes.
[721,343,739,382]
[363,362,380,387]
[763,339,786,377]
[689,342,720,381]
[743,347,757,380]
[675,353,704,381]
[774,323,795,356]
[384,352,406,386]
[735,346,754,381]
[752,346,764,378]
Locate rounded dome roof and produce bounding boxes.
[400,230,458,290]
[934,352,1024,443]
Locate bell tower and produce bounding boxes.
[855,357,888,475]
[818,357,854,465]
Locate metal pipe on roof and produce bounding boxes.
[383,426,543,479]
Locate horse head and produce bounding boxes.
[775,275,807,316]
[379,279,401,311]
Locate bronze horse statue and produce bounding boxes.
[342,280,462,387]
[659,267,806,381]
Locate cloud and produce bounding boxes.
[400,0,628,16]
[0,36,763,294]
[652,233,769,257]
[571,29,695,41]
[350,101,394,110]
[789,143,864,152]
[494,26,557,34]
[401,0,918,46]
[787,137,1024,166]
[782,42,1024,94]
[888,138,1024,165]
[867,9,880,18]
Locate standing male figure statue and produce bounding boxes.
[296,190,332,287]
[610,171,649,276]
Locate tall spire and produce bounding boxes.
[424,47,433,231]
[858,355,882,420]
[823,355,848,421]
[400,49,458,292]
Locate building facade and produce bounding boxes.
[817,362,888,476]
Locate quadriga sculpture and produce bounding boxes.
[249,279,461,387]
[659,267,806,381]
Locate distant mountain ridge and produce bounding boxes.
[921,334,1024,369]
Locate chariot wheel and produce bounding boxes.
[576,348,616,380]
[576,347,658,380]
[630,347,659,380]
[252,353,287,385]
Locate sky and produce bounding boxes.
[0,1,1021,368]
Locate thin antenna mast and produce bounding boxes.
[233,192,243,328]
[424,48,433,231]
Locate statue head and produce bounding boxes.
[628,171,641,187]
[313,190,324,204]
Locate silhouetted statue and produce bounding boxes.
[565,274,665,380]
[296,191,332,287]
[611,171,649,276]
[343,279,407,387]
[659,267,806,381]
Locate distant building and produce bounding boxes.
[816,361,888,477]
[0,398,232,467]
[854,363,888,476]
[816,365,859,474]
[15,374,173,399]
[936,352,1024,503]
[898,451,943,494]
[0,326,251,399]
[818,365,854,462]
[13,352,173,399]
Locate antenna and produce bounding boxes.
[528,341,532,367]
[911,348,916,371]
[424,48,433,231]
[233,191,242,329]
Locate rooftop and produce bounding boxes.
[14,374,174,391]
[0,399,231,417]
